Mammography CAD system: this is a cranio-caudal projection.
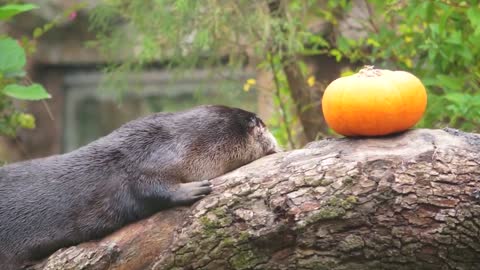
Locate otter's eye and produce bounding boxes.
[247,117,257,133]
[256,117,266,128]
[246,115,267,135]
[246,116,262,134]
[248,116,265,127]
[247,116,257,129]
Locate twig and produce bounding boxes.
[24,76,54,121]
[363,0,380,34]
[268,53,296,149]
[435,0,469,9]
[42,100,54,121]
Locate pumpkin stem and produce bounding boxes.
[358,65,382,77]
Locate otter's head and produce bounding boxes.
[202,105,281,165]
[242,113,281,158]
[116,105,281,181]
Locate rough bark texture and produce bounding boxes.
[32,128,480,270]
[266,0,330,143]
[282,60,329,142]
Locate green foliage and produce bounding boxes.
[0,2,84,138]
[0,3,37,20]
[90,0,316,66]
[329,0,480,132]
[0,3,54,136]
[90,0,480,145]
[265,53,302,148]
[3,84,51,100]
[0,38,26,77]
[90,0,322,148]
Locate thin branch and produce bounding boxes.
[363,0,380,34]
[268,53,296,149]
[435,0,470,9]
[25,76,54,121]
[41,100,55,121]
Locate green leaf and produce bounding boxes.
[445,31,462,45]
[174,0,190,13]
[43,22,55,33]
[194,29,210,49]
[337,37,349,53]
[435,74,464,92]
[3,70,26,78]
[2,84,51,100]
[308,35,330,48]
[423,2,435,22]
[467,7,480,35]
[366,38,380,48]
[330,49,342,62]
[0,4,38,21]
[467,8,480,28]
[0,38,26,74]
[444,93,469,106]
[33,27,43,39]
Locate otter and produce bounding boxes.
[0,105,279,269]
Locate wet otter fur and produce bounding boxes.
[0,105,279,269]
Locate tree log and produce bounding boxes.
[31,128,480,270]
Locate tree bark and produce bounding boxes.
[31,128,480,270]
[265,0,329,143]
[282,60,328,141]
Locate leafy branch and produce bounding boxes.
[0,2,84,137]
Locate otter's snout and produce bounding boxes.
[266,148,280,155]
[263,129,282,155]
[246,114,281,158]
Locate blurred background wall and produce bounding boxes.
[1,0,362,162]
[1,1,256,161]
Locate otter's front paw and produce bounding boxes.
[170,180,213,205]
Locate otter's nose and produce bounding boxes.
[266,149,277,155]
[266,146,283,155]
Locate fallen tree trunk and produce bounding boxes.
[32,128,480,270]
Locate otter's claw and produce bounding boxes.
[170,180,213,205]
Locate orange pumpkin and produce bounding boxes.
[322,66,427,136]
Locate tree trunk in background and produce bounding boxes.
[265,0,329,143]
[264,0,372,144]
[282,60,328,142]
[32,129,480,270]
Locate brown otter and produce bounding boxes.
[0,105,279,269]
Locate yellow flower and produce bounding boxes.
[307,75,316,87]
[340,69,355,77]
[404,58,413,68]
[404,36,413,43]
[246,79,256,85]
[243,78,256,92]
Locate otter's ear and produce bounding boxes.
[246,116,257,132]
[246,116,265,134]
